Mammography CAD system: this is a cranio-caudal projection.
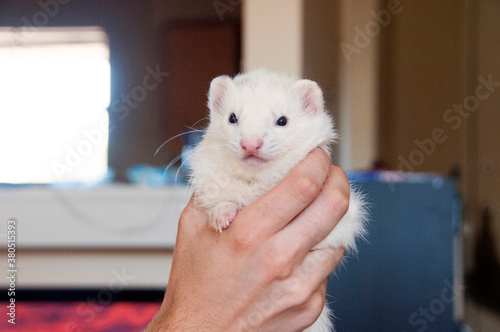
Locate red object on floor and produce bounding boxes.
[1,301,160,332]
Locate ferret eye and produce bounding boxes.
[229,113,238,124]
[276,116,287,126]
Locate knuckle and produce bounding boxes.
[283,275,318,308]
[290,292,326,331]
[231,229,259,252]
[289,283,313,308]
[329,186,350,216]
[231,230,258,252]
[294,175,320,202]
[308,291,326,314]
[300,291,326,325]
[263,249,294,282]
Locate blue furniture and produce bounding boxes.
[327,173,462,331]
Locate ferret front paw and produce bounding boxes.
[210,202,240,232]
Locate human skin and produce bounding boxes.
[145,149,349,332]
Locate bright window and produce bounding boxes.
[0,27,110,184]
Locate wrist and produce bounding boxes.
[147,302,222,332]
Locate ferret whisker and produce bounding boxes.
[155,119,211,157]
[174,157,190,184]
[188,117,210,129]
[162,153,183,179]
[154,131,194,157]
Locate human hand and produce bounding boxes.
[145,148,349,331]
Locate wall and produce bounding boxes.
[474,0,500,259]
[302,0,341,164]
[338,0,379,170]
[377,0,467,174]
[242,0,303,76]
[465,2,500,327]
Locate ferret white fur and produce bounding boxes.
[189,69,367,332]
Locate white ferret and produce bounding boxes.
[190,69,367,332]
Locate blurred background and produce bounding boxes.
[0,0,499,331]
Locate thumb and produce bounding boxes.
[177,193,210,239]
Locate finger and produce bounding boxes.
[277,246,343,313]
[176,193,210,239]
[295,246,345,296]
[272,274,331,331]
[275,165,350,260]
[232,148,331,238]
[318,279,328,301]
[306,280,329,328]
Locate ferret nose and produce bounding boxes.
[240,138,263,154]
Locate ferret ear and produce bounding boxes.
[208,75,234,115]
[292,79,324,115]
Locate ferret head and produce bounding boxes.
[205,69,336,180]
